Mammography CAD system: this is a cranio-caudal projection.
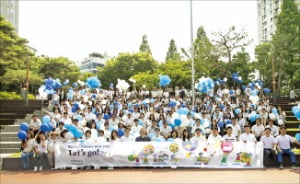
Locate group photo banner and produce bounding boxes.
[54,141,263,169]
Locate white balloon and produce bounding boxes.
[278,119,284,125]
[180,114,187,121]
[65,132,74,140]
[203,120,210,128]
[205,128,211,134]
[269,113,277,120]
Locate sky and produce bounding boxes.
[18,0,258,63]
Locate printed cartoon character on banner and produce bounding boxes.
[221,141,234,165]
[153,151,170,165]
[169,143,180,164]
[141,144,155,164]
[195,147,210,165]
[182,141,198,158]
[240,152,252,166]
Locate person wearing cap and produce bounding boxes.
[191,128,206,142]
[120,127,133,142]
[260,127,276,167]
[135,128,151,142]
[47,131,59,169]
[151,128,164,141]
[240,125,257,143]
[266,120,279,137]
[208,127,223,144]
[223,126,236,142]
[251,118,264,141]
[276,127,300,169]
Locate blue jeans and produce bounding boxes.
[277,149,296,164]
[34,152,48,167]
[21,152,34,169]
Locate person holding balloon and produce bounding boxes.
[21,131,35,170]
[33,132,48,171]
[29,115,42,136]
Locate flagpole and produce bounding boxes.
[190,0,195,108]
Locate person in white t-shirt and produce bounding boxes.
[33,132,48,171]
[260,127,276,167]
[191,119,204,135]
[266,120,279,137]
[191,128,206,142]
[21,131,35,170]
[47,131,59,168]
[152,128,165,141]
[230,117,241,138]
[240,125,257,143]
[208,127,223,144]
[276,127,300,169]
[223,126,236,142]
[29,115,42,136]
[160,121,172,139]
[120,128,134,142]
[251,118,264,141]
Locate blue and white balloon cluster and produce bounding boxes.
[86,76,101,89]
[195,77,214,93]
[159,75,171,87]
[231,73,243,84]
[292,105,300,120]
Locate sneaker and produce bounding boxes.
[279,164,283,169]
[33,166,38,172]
[39,166,43,171]
[291,164,297,170]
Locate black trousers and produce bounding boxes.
[263,148,277,167]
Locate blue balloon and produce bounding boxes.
[242,85,246,91]
[69,124,77,134]
[177,108,189,115]
[138,119,144,126]
[217,121,224,128]
[75,115,83,121]
[40,124,49,132]
[295,133,300,141]
[226,120,232,125]
[74,130,83,138]
[158,120,163,127]
[263,88,270,94]
[42,115,51,124]
[103,114,110,120]
[86,76,101,89]
[72,83,78,88]
[220,104,225,110]
[17,130,27,140]
[169,123,175,129]
[234,108,241,115]
[174,119,181,126]
[249,115,257,123]
[272,108,278,115]
[118,129,124,137]
[229,90,234,95]
[292,106,298,113]
[159,75,171,87]
[148,133,155,139]
[64,124,70,130]
[20,122,29,131]
[48,123,54,131]
[169,101,177,107]
[200,119,204,125]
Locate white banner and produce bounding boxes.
[55,141,263,169]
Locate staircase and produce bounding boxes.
[273,97,300,166]
[0,100,46,155]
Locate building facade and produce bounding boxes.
[79,53,109,74]
[0,0,19,32]
[257,0,300,43]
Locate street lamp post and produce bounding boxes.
[190,0,195,108]
[25,46,37,106]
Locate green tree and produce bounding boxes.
[131,71,159,89]
[166,39,181,61]
[37,56,80,83]
[98,52,158,87]
[230,48,254,85]
[0,69,43,93]
[139,35,152,54]
[254,42,273,87]
[193,26,220,78]
[213,26,252,63]
[272,0,300,90]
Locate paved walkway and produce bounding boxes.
[1,168,299,184]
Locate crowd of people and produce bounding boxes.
[20,86,299,171]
